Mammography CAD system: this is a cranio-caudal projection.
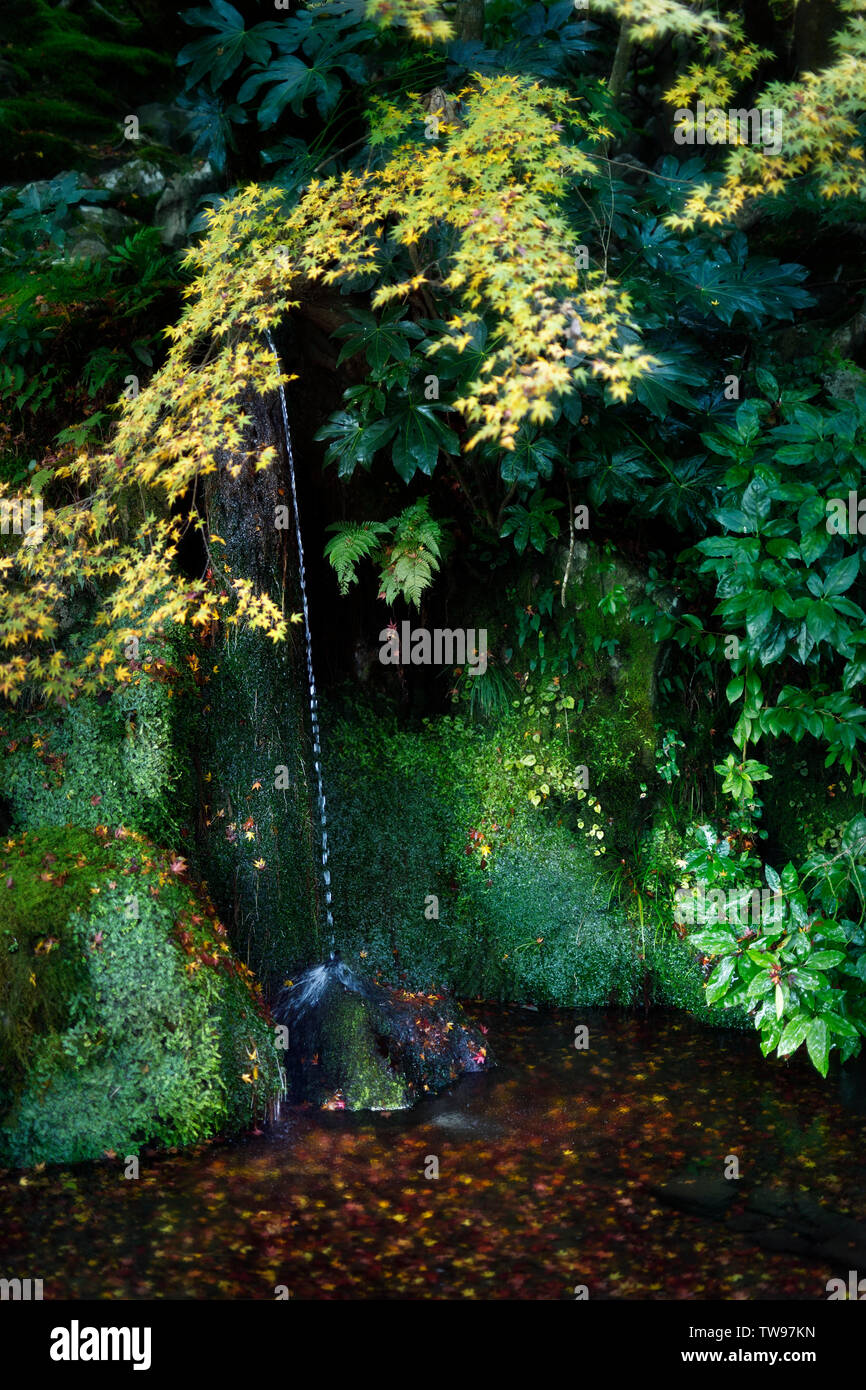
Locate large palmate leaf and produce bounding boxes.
[315,411,396,477]
[499,428,562,488]
[682,252,811,328]
[178,0,272,89]
[334,307,424,373]
[500,489,563,553]
[633,352,703,418]
[389,402,459,484]
[237,34,368,123]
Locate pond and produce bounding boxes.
[2,1007,865,1300]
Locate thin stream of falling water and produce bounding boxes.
[266,331,334,951]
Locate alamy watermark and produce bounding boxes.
[0,496,43,545]
[674,101,783,156]
[675,885,784,928]
[0,1276,42,1300]
[826,491,866,534]
[49,1321,152,1371]
[379,623,487,675]
[826,1270,866,1299]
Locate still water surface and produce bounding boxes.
[2,1007,864,1299]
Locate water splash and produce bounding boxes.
[266,331,334,950]
[279,954,376,1020]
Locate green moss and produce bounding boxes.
[453,816,642,1005]
[325,699,640,1005]
[193,440,319,987]
[1,643,195,848]
[0,0,170,180]
[193,624,318,988]
[323,692,754,1025]
[645,936,749,1028]
[323,993,408,1110]
[0,825,281,1168]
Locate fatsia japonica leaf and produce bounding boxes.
[315,411,396,477]
[334,307,424,372]
[499,428,562,488]
[389,402,459,484]
[632,352,703,418]
[178,1,272,90]
[500,489,563,554]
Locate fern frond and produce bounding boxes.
[380,550,439,609]
[378,498,444,608]
[324,521,389,595]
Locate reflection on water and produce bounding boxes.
[2,1007,865,1299]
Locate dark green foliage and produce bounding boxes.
[762,745,864,868]
[679,811,866,1075]
[316,310,460,486]
[0,208,179,478]
[635,386,866,775]
[176,0,437,177]
[500,489,563,555]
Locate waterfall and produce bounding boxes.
[265,331,334,951]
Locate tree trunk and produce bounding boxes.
[456,0,485,41]
[793,0,842,73]
[198,381,320,991]
[608,21,635,102]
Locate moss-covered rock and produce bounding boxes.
[646,935,748,1027]
[323,695,748,1025]
[276,957,490,1111]
[0,825,282,1168]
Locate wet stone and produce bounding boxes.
[274,955,492,1112]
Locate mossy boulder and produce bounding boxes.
[0,825,282,1168]
[323,697,744,1023]
[276,958,490,1111]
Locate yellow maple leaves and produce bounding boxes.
[663,3,866,229]
[365,0,452,45]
